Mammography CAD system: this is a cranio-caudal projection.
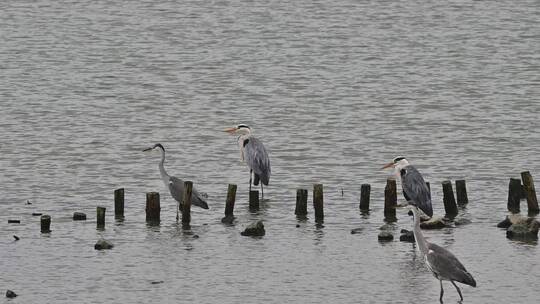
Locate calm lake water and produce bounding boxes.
[1,0,539,303]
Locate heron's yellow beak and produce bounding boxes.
[224,127,238,134]
[381,162,395,170]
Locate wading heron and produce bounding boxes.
[143,143,209,219]
[224,124,271,198]
[383,157,476,302]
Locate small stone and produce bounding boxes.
[295,224,300,228]
[454,218,472,226]
[151,281,164,284]
[241,220,265,237]
[13,235,19,241]
[192,234,199,239]
[32,212,42,216]
[6,290,17,298]
[399,229,415,242]
[378,231,393,241]
[94,239,114,250]
[497,216,512,228]
[350,228,363,234]
[8,220,20,224]
[420,216,448,229]
[220,215,235,225]
[73,212,87,221]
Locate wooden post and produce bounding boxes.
[313,184,324,222]
[384,179,397,222]
[507,178,521,213]
[521,171,539,214]
[455,180,468,206]
[295,189,308,217]
[359,184,371,212]
[442,181,458,218]
[145,192,160,223]
[96,207,106,228]
[40,215,51,233]
[182,181,192,227]
[249,190,259,210]
[224,184,237,217]
[114,188,124,219]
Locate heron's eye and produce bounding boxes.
[394,156,405,163]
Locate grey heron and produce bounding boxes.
[224,124,271,198]
[383,157,476,302]
[143,143,209,218]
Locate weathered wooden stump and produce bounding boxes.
[145,192,160,223]
[114,188,124,219]
[73,212,87,221]
[182,181,193,228]
[359,184,371,212]
[249,190,259,210]
[508,178,522,213]
[384,179,397,222]
[96,207,106,229]
[295,189,308,218]
[442,181,458,218]
[521,171,539,214]
[40,215,51,233]
[221,184,237,224]
[313,184,324,222]
[455,180,468,206]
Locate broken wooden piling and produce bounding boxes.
[442,181,458,218]
[521,171,539,214]
[249,190,259,210]
[224,184,237,217]
[114,188,124,219]
[182,181,192,227]
[295,188,308,218]
[96,207,106,228]
[455,180,468,206]
[313,184,324,222]
[145,192,160,223]
[384,179,397,222]
[508,178,521,213]
[40,215,51,233]
[359,184,370,212]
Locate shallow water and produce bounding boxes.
[1,0,539,303]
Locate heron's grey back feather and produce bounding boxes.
[168,176,209,209]
[401,165,433,217]
[243,136,271,185]
[426,243,476,287]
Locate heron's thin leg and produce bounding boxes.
[249,169,252,192]
[176,201,179,221]
[260,184,264,199]
[439,280,444,303]
[451,281,463,302]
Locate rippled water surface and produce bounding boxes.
[1,0,539,303]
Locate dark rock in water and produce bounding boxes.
[221,215,235,225]
[192,234,199,239]
[32,213,42,216]
[26,200,32,205]
[420,216,448,229]
[13,235,20,241]
[350,228,363,234]
[151,281,164,285]
[378,231,393,241]
[241,220,265,237]
[399,229,415,242]
[94,239,114,250]
[73,212,87,221]
[6,290,17,298]
[506,218,540,240]
[497,216,512,228]
[8,220,20,224]
[454,218,472,226]
[296,224,300,228]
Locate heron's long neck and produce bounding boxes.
[412,207,429,256]
[158,148,169,182]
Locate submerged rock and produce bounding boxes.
[506,217,540,240]
[6,290,17,298]
[221,215,235,225]
[94,239,114,250]
[378,231,393,241]
[73,212,87,221]
[241,221,265,237]
[454,218,472,226]
[399,229,415,243]
[350,228,363,234]
[420,216,448,229]
[497,216,512,228]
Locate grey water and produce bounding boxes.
[1,0,539,303]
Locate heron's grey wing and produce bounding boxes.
[426,243,476,287]
[243,136,271,185]
[169,176,209,209]
[401,166,433,217]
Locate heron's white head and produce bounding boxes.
[224,124,251,135]
[381,156,410,174]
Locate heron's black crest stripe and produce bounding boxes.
[237,124,250,129]
[155,143,165,151]
[394,156,405,163]
[243,139,250,147]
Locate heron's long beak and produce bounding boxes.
[142,147,153,152]
[381,162,395,170]
[224,127,237,134]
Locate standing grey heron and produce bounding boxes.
[224,124,271,198]
[143,143,209,218]
[383,156,476,302]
